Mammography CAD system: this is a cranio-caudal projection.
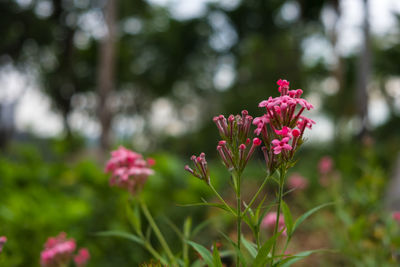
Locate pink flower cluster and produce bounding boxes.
[185,111,263,180]
[393,211,400,224]
[40,232,89,267]
[287,173,309,191]
[185,153,210,184]
[0,236,6,254]
[105,146,155,195]
[318,156,333,175]
[213,111,261,172]
[254,79,315,172]
[261,212,286,236]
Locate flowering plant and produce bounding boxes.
[184,79,329,266]
[102,79,330,266]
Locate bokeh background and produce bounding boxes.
[1,0,400,266]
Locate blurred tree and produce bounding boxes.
[97,0,118,150]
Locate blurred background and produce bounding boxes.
[1,0,400,266]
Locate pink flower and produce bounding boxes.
[288,173,308,190]
[275,126,293,138]
[0,236,6,254]
[256,79,315,172]
[105,146,155,195]
[271,137,292,154]
[318,156,333,175]
[393,211,400,224]
[40,232,77,267]
[74,248,90,267]
[261,212,286,236]
[41,233,89,267]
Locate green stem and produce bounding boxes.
[209,183,237,216]
[255,229,260,250]
[139,199,176,266]
[236,173,242,267]
[271,166,286,265]
[241,174,270,218]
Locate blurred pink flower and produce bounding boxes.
[74,248,90,267]
[40,233,89,267]
[288,173,309,191]
[0,236,6,254]
[393,211,400,224]
[105,146,155,195]
[40,232,77,267]
[261,212,286,236]
[318,156,333,175]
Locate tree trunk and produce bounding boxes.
[97,0,117,151]
[356,0,371,138]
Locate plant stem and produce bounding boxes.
[255,229,260,250]
[236,172,242,267]
[241,174,270,218]
[139,198,177,266]
[209,183,237,216]
[271,166,286,264]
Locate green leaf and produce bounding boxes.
[281,201,293,236]
[241,236,257,258]
[275,249,333,267]
[253,230,282,267]
[96,231,144,245]
[257,203,274,229]
[191,217,214,237]
[163,217,184,240]
[254,195,267,224]
[145,226,152,242]
[212,243,223,267]
[243,213,257,236]
[187,241,214,267]
[178,202,231,212]
[292,203,333,233]
[219,231,247,266]
[126,202,141,234]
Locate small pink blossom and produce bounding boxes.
[105,146,155,195]
[0,236,6,254]
[393,211,400,224]
[318,156,333,175]
[288,173,308,191]
[261,212,286,236]
[275,126,293,138]
[271,137,292,154]
[74,248,90,267]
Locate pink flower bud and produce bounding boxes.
[253,138,262,146]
